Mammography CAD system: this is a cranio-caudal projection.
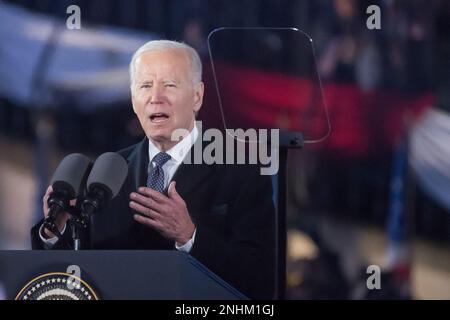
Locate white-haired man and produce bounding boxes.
[32,40,275,299]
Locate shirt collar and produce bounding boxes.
[148,125,199,165]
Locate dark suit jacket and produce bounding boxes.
[31,137,276,299]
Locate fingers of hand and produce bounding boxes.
[43,186,52,216]
[130,191,165,212]
[130,186,191,241]
[133,214,162,230]
[137,187,167,203]
[129,199,160,219]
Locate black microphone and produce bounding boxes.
[81,152,128,216]
[44,153,91,232]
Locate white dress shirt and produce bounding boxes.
[40,125,199,252]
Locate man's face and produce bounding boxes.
[131,49,204,147]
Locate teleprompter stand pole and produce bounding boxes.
[275,131,304,300]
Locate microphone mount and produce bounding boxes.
[81,185,110,217]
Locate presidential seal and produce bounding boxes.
[15,272,99,300]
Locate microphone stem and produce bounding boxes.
[71,221,81,250]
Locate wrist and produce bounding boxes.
[42,226,56,239]
[42,221,66,239]
[176,224,195,246]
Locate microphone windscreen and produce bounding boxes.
[50,153,92,198]
[87,152,128,199]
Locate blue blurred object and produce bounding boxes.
[387,136,408,245]
[0,2,157,111]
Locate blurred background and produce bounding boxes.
[0,0,449,299]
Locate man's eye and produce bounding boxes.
[165,83,176,88]
[140,84,151,89]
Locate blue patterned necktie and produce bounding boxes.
[147,152,171,193]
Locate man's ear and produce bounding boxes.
[193,81,204,113]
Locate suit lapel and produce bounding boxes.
[170,138,215,199]
[125,138,173,249]
[126,137,149,191]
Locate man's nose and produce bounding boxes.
[150,84,164,104]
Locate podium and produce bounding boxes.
[0,250,247,300]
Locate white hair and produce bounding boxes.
[129,40,202,91]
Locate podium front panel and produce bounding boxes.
[0,250,246,300]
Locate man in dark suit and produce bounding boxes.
[31,40,275,299]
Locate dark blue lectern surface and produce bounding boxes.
[0,250,247,300]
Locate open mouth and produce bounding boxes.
[149,113,170,123]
